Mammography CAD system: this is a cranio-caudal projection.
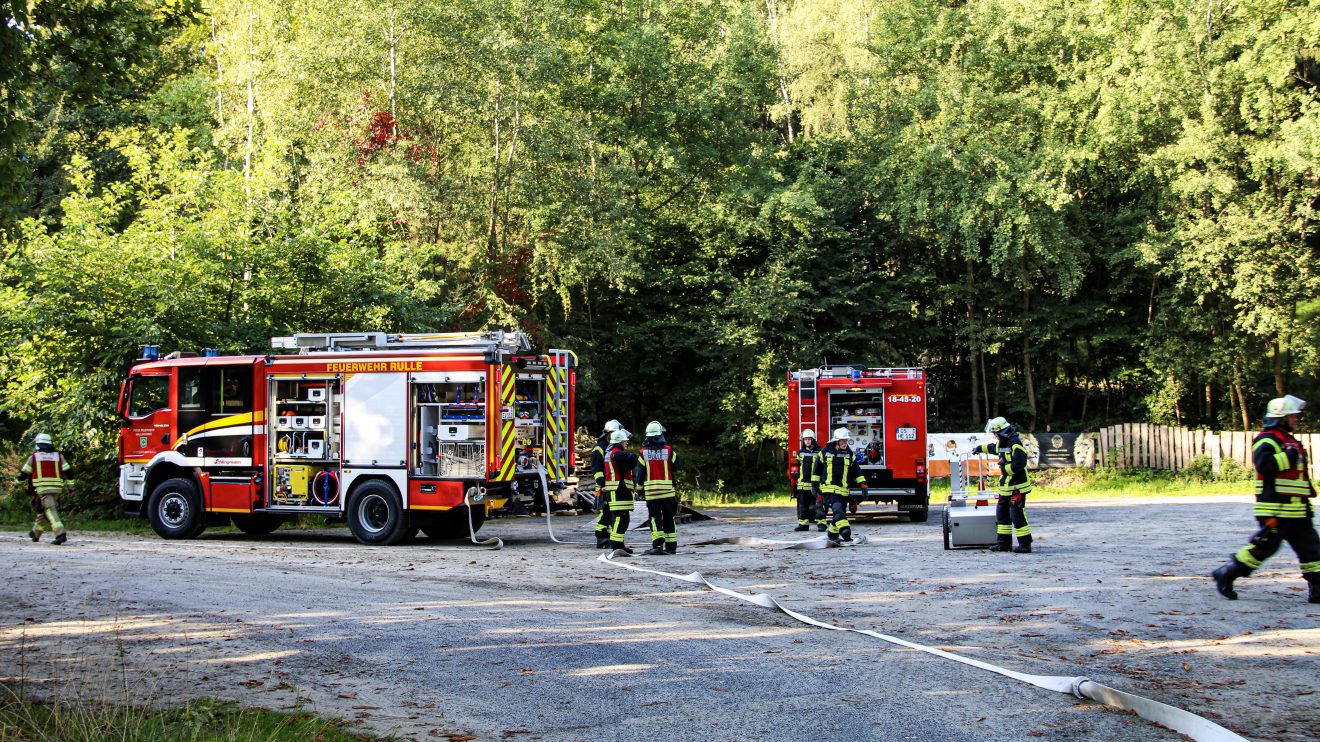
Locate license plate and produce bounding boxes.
[896,427,917,441]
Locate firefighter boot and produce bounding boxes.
[1013,536,1033,554]
[1212,560,1241,600]
[28,530,40,543]
[988,537,1013,552]
[817,523,827,532]
[794,524,810,532]
[52,533,67,546]
[840,527,853,543]
[643,540,665,556]
[610,542,633,556]
[1305,574,1320,604]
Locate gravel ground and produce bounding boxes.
[0,495,1316,741]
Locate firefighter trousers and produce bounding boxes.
[821,493,852,540]
[31,494,65,537]
[995,492,1030,546]
[1232,517,1320,578]
[594,490,612,544]
[647,496,678,552]
[794,487,817,526]
[607,486,634,548]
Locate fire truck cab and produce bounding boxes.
[787,365,930,522]
[116,331,576,545]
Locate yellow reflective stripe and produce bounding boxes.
[1235,547,1262,569]
[181,411,265,439]
[1301,561,1320,574]
[997,524,1013,534]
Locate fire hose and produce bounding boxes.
[598,550,1248,742]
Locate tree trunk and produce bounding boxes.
[1204,382,1212,423]
[969,350,979,427]
[1273,339,1284,396]
[1022,291,1037,428]
[980,351,990,421]
[211,17,224,127]
[1234,380,1249,430]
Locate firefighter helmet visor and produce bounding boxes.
[985,417,1012,435]
[33,433,52,446]
[609,429,631,445]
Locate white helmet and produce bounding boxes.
[34,433,52,446]
[609,429,631,445]
[603,419,622,433]
[801,429,816,441]
[985,416,1012,435]
[645,421,666,437]
[1265,395,1306,418]
[830,427,851,443]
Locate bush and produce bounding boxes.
[1180,455,1215,482]
[1218,457,1254,482]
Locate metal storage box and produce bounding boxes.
[942,456,1000,549]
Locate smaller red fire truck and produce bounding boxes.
[117,331,576,545]
[786,365,930,521]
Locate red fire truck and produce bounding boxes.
[786,365,930,521]
[116,332,576,545]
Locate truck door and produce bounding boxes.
[120,373,174,462]
[176,362,258,463]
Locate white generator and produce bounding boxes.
[942,454,1000,549]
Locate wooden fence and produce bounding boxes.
[1094,424,1320,480]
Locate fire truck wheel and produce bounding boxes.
[907,504,930,523]
[147,477,206,539]
[231,513,284,535]
[346,480,409,545]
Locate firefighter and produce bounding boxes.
[638,421,682,555]
[591,419,622,548]
[971,417,1034,553]
[814,427,867,543]
[1212,395,1320,604]
[790,429,823,532]
[602,428,640,555]
[16,433,70,545]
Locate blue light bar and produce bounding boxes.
[203,348,219,357]
[141,345,159,361]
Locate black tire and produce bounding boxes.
[231,513,284,535]
[942,509,951,550]
[421,505,486,540]
[908,504,930,523]
[147,477,206,539]
[346,480,409,545]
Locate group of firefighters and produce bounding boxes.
[588,419,683,555]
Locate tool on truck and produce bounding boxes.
[116,332,576,545]
[786,365,930,522]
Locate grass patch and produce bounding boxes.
[0,695,379,741]
[689,463,1255,507]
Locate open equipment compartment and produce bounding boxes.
[411,372,486,480]
[268,375,342,509]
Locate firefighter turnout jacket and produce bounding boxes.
[973,435,1034,496]
[21,449,70,496]
[603,444,640,503]
[793,443,821,493]
[639,441,681,500]
[590,433,610,492]
[1252,425,1314,520]
[814,443,866,495]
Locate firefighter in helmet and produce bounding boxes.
[813,427,867,543]
[591,419,623,548]
[16,433,70,545]
[602,428,641,554]
[1212,395,1319,604]
[638,421,682,555]
[790,429,823,532]
[971,417,1033,553]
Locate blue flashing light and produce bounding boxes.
[141,345,159,361]
[203,348,219,357]
[851,368,862,381]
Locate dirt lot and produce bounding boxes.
[1,495,1316,741]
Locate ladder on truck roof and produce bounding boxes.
[271,331,533,354]
[795,369,818,441]
[544,349,574,483]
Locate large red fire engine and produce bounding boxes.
[116,332,576,545]
[787,365,930,521]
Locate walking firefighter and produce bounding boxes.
[16,433,71,545]
[592,420,623,548]
[1212,395,1319,604]
[814,427,867,543]
[969,417,1033,553]
[790,428,825,532]
[638,421,682,555]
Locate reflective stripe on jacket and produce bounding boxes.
[1253,428,1313,519]
[974,437,1033,495]
[794,445,821,492]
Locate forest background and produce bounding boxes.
[1,0,1317,504]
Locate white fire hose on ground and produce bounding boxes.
[598,550,1248,742]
